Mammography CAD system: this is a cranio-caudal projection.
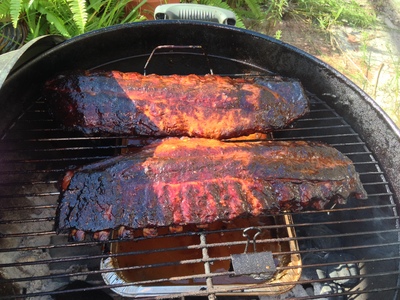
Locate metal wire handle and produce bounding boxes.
[143,45,213,75]
[242,226,262,253]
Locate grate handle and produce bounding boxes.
[143,45,214,75]
[154,4,236,25]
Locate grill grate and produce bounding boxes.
[0,86,399,299]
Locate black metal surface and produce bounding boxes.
[0,21,399,201]
[0,21,399,299]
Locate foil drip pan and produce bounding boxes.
[101,214,301,297]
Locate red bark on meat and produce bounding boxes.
[43,71,309,139]
[56,138,367,240]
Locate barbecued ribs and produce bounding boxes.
[57,138,367,241]
[43,71,309,139]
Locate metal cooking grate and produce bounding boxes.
[0,85,399,299]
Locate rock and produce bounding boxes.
[301,252,326,280]
[320,282,345,299]
[326,252,359,287]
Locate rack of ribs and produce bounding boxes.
[57,137,367,241]
[43,71,309,139]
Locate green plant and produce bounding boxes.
[274,29,282,40]
[193,0,245,28]
[215,0,263,19]
[289,0,376,29]
[196,0,274,24]
[0,0,145,41]
[263,0,288,24]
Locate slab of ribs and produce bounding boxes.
[57,137,367,241]
[43,71,309,139]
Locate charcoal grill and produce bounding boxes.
[0,21,399,299]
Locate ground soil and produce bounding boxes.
[245,0,400,129]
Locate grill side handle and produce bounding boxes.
[154,4,236,25]
[0,35,65,91]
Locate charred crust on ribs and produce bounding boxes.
[44,71,310,139]
[56,138,367,241]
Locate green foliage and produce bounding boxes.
[241,0,263,19]
[68,0,88,34]
[0,0,377,49]
[39,4,72,37]
[289,0,376,29]
[85,0,146,31]
[263,0,288,23]
[0,1,11,19]
[9,0,22,28]
[189,0,263,23]
[197,0,246,28]
[0,0,144,41]
[274,29,282,40]
[203,0,376,29]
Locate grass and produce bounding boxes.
[325,31,400,128]
[287,0,376,29]
[355,35,399,128]
[0,0,377,40]
[270,0,400,128]
[0,0,145,41]
[378,46,400,127]
[252,0,398,128]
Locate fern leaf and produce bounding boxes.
[87,0,102,12]
[67,0,88,34]
[0,0,11,20]
[40,8,72,38]
[10,0,22,28]
[243,0,262,19]
[121,0,147,23]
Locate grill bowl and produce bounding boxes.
[1,21,399,198]
[0,21,399,299]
